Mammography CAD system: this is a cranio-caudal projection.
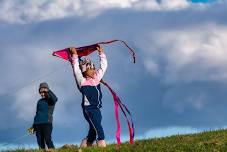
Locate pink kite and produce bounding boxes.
[52,39,136,63]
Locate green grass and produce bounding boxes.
[6,129,227,152]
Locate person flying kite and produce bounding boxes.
[52,40,135,147]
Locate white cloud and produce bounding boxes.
[139,24,227,112]
[0,0,214,23]
[0,0,81,23]
[160,0,189,10]
[11,85,38,121]
[144,59,159,76]
[143,24,227,83]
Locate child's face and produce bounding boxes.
[84,68,95,78]
[39,87,48,98]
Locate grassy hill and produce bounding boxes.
[5,129,227,152]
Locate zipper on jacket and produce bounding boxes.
[95,86,101,108]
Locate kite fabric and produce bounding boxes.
[52,39,135,145]
[52,39,136,63]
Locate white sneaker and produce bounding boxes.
[80,138,88,148]
[97,140,106,147]
[46,148,54,152]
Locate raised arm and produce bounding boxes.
[70,48,85,89]
[47,89,58,105]
[96,45,108,81]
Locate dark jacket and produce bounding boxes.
[81,84,102,109]
[71,52,107,109]
[33,90,58,125]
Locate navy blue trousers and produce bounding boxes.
[34,123,55,149]
[83,108,105,143]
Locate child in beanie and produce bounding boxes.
[29,82,58,151]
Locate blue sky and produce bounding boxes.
[0,0,227,150]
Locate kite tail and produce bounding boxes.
[97,39,136,63]
[101,80,135,145]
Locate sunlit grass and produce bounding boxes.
[5,129,227,152]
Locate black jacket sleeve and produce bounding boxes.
[47,90,58,105]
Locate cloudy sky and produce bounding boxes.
[0,0,227,149]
